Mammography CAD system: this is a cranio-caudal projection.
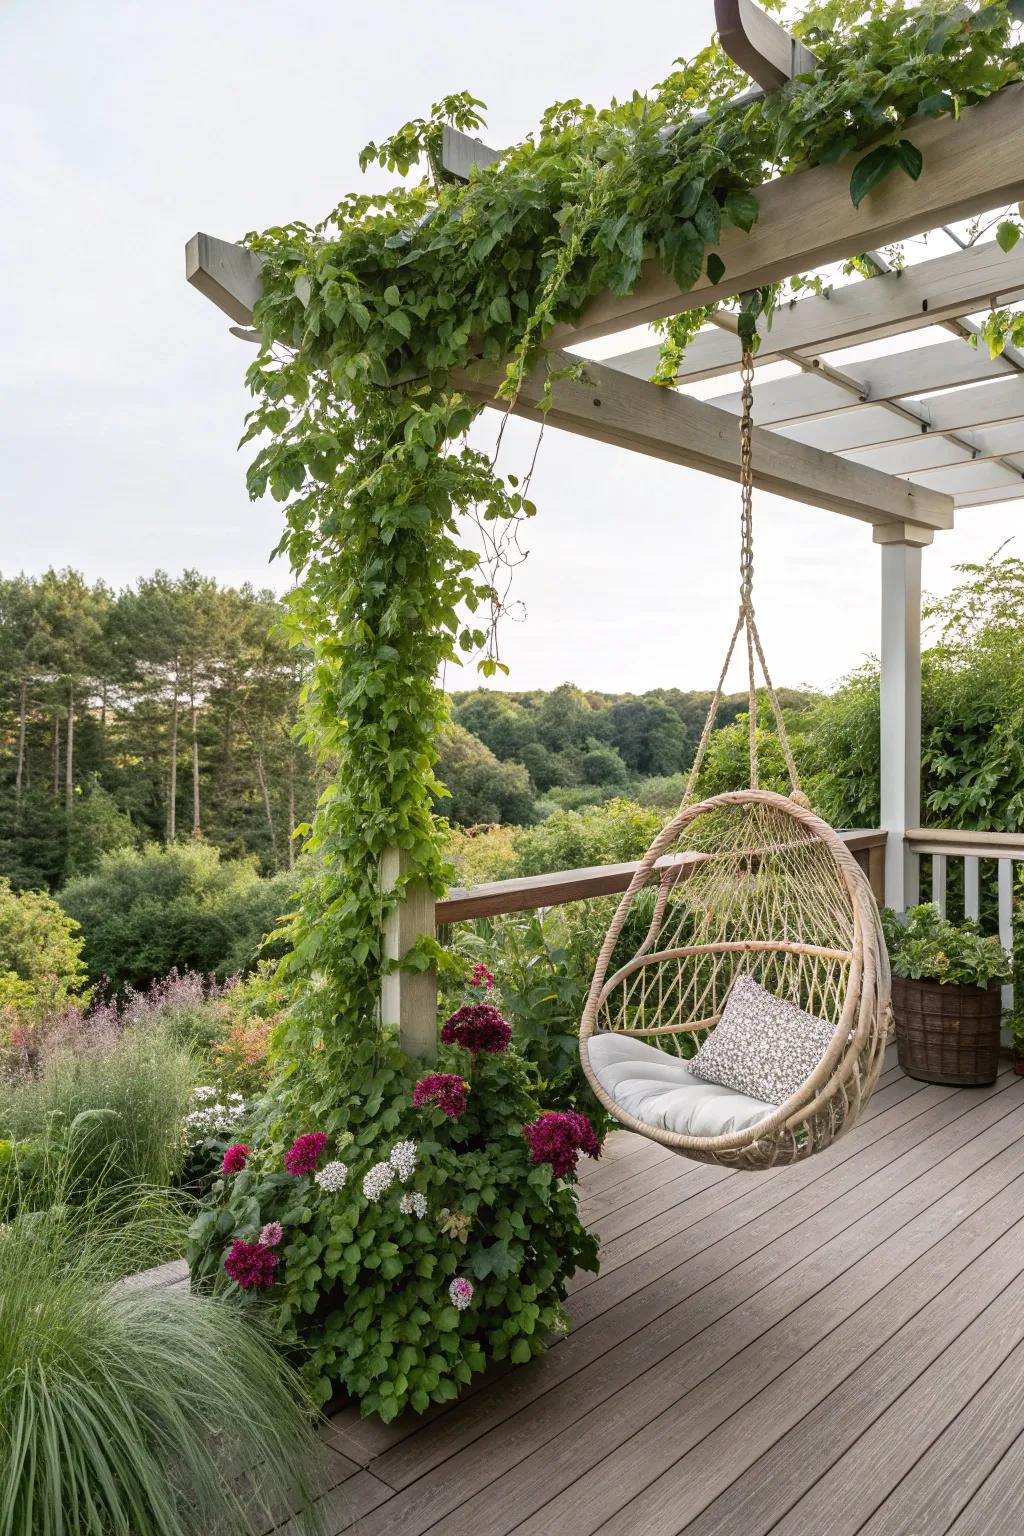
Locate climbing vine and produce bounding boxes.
[238,0,1024,1097]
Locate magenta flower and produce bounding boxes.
[224,1239,279,1290]
[283,1132,328,1176]
[413,1073,470,1119]
[222,1143,250,1175]
[259,1221,284,1248]
[441,1003,511,1056]
[522,1111,601,1178]
[470,963,495,989]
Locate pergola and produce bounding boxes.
[186,0,1024,1053]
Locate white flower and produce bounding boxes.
[400,1191,427,1218]
[362,1161,396,1201]
[315,1160,349,1193]
[193,1086,217,1102]
[389,1140,418,1183]
[449,1276,474,1311]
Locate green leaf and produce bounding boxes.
[663,222,704,293]
[383,284,401,306]
[386,309,412,339]
[706,253,726,286]
[675,178,705,219]
[892,140,923,182]
[510,1338,532,1365]
[849,144,899,208]
[723,187,759,233]
[692,191,721,246]
[997,221,1022,254]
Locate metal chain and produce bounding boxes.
[739,347,756,611]
[739,347,759,789]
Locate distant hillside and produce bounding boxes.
[438,682,819,827]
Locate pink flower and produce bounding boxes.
[413,1073,470,1119]
[259,1221,284,1248]
[522,1111,601,1179]
[222,1143,250,1175]
[283,1132,328,1176]
[224,1239,279,1290]
[449,1276,474,1311]
[441,1003,511,1056]
[470,963,495,989]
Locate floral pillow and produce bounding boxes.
[688,972,837,1108]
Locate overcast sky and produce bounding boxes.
[4,0,1021,696]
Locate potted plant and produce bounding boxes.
[882,904,1012,1087]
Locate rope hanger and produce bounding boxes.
[680,345,807,809]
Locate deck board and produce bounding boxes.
[264,1061,1024,1536]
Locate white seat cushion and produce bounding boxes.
[587,1032,775,1139]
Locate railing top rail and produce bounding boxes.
[905,827,1024,858]
[436,827,887,926]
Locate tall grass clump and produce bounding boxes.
[0,1177,326,1536]
[1,1023,195,1199]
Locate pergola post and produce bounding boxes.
[380,846,438,1059]
[876,528,925,912]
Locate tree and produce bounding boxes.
[452,692,538,760]
[580,741,629,786]
[34,569,110,820]
[435,724,538,826]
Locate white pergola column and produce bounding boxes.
[876,525,929,911]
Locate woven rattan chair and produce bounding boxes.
[580,348,892,1170]
[580,789,891,1169]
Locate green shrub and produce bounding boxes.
[508,797,662,877]
[0,879,89,1024]
[540,784,620,813]
[444,823,520,886]
[882,903,1012,989]
[0,1182,325,1536]
[59,842,295,992]
[189,1025,600,1421]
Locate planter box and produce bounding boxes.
[892,974,1001,1087]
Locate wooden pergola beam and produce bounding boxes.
[556,83,1024,347]
[185,232,951,533]
[605,235,1024,384]
[452,352,950,534]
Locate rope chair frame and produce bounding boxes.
[579,346,892,1172]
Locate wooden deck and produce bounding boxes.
[149,1050,1024,1534]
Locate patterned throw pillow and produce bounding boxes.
[688,972,837,1108]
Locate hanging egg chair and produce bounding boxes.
[580,349,892,1172]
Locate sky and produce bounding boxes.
[3,0,1022,698]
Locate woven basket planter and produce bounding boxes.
[892,975,1001,1087]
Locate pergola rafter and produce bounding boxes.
[606,237,1024,384]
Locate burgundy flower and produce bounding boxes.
[522,1111,601,1179]
[413,1072,470,1119]
[283,1132,328,1176]
[469,963,495,989]
[222,1143,250,1175]
[224,1238,279,1290]
[440,1003,511,1056]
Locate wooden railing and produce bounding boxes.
[435,828,888,925]
[387,824,1024,1055]
[905,827,1024,1009]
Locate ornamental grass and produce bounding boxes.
[0,1174,326,1536]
